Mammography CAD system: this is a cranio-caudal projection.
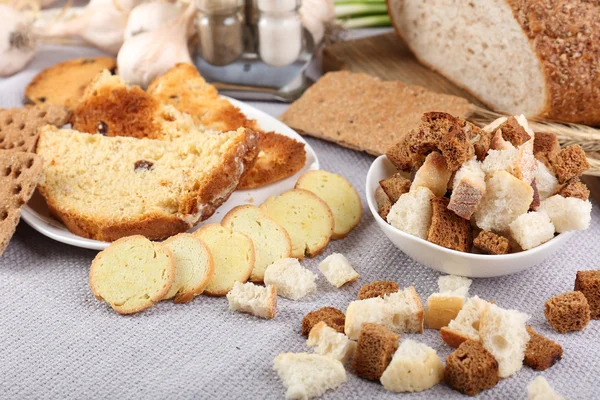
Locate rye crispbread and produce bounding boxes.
[0,151,43,256]
[280,71,474,156]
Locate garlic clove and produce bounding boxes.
[0,4,37,77]
[124,1,185,40]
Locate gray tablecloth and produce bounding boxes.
[1,45,599,400]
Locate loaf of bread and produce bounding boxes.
[380,339,444,393]
[306,321,356,364]
[36,126,257,241]
[226,281,277,319]
[318,253,359,288]
[264,258,317,300]
[273,353,346,400]
[388,1,600,125]
[194,224,254,296]
[221,205,292,282]
[89,235,175,314]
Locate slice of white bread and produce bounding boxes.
[473,171,534,232]
[386,186,435,239]
[345,286,424,340]
[410,152,452,197]
[479,303,530,378]
[226,281,277,319]
[263,258,317,300]
[380,339,444,393]
[89,235,175,314]
[260,189,334,259]
[295,170,362,239]
[273,353,347,400]
[36,126,257,242]
[538,195,592,233]
[193,224,254,296]
[448,158,486,219]
[509,212,555,251]
[318,253,359,288]
[424,275,472,330]
[307,321,356,364]
[534,160,558,200]
[162,233,214,303]
[221,205,292,282]
[527,376,566,400]
[440,296,492,348]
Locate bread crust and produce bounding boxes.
[440,327,476,349]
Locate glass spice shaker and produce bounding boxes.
[196,0,245,66]
[256,0,303,68]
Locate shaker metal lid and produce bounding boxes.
[256,0,300,12]
[196,0,244,12]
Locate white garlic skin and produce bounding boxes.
[299,0,335,45]
[124,2,183,40]
[0,5,36,77]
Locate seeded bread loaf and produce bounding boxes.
[388,0,600,125]
[36,126,257,241]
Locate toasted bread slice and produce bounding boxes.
[148,63,307,189]
[36,126,257,241]
[89,235,175,314]
[260,189,334,259]
[162,233,214,303]
[25,57,116,108]
[295,170,361,239]
[194,224,254,296]
[221,205,292,282]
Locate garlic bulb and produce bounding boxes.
[0,4,36,77]
[35,0,141,54]
[299,0,335,45]
[124,1,184,40]
[117,3,196,88]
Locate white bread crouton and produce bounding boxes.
[425,275,472,329]
[473,171,534,232]
[410,152,452,197]
[534,160,558,200]
[538,195,592,233]
[380,339,444,393]
[509,212,555,250]
[440,296,492,348]
[226,281,277,319]
[318,253,359,288]
[527,376,566,400]
[273,353,347,400]
[306,321,356,364]
[264,258,317,300]
[448,158,486,219]
[479,303,530,378]
[482,140,536,185]
[345,286,424,340]
[387,186,435,239]
[438,275,472,296]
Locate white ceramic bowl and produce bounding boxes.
[366,155,573,278]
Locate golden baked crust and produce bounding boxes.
[25,57,116,108]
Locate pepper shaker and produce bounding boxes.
[196,0,245,66]
[256,0,303,67]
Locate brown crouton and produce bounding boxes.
[555,177,590,201]
[375,186,393,220]
[496,116,531,146]
[575,270,600,320]
[379,173,411,203]
[301,307,345,336]
[524,326,563,371]
[444,340,499,396]
[427,197,472,252]
[533,132,560,164]
[544,291,591,333]
[357,281,399,300]
[529,179,541,211]
[352,323,400,380]
[473,231,510,255]
[553,145,589,183]
[409,112,475,171]
[386,135,418,172]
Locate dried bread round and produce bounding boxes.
[260,189,334,259]
[25,57,116,108]
[89,235,175,314]
[194,224,255,296]
[221,205,291,282]
[295,170,361,239]
[162,233,214,303]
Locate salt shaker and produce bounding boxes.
[256,0,303,68]
[196,0,245,66]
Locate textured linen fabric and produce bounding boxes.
[1,45,599,400]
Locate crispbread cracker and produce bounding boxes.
[0,105,71,153]
[0,151,43,256]
[280,71,475,155]
[25,57,117,108]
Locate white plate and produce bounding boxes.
[21,97,319,251]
